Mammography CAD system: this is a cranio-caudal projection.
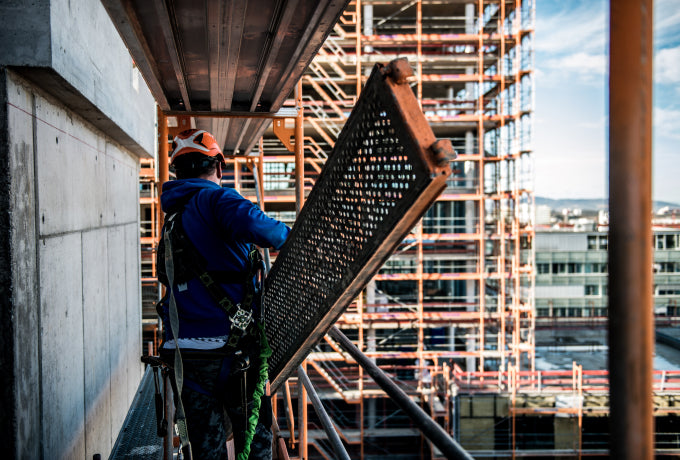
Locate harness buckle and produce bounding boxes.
[199,272,214,287]
[230,305,252,332]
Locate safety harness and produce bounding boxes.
[153,210,270,459]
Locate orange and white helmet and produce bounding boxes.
[170,129,225,165]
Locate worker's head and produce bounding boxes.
[170,129,226,180]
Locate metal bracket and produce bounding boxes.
[273,118,295,152]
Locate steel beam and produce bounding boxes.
[151,0,192,111]
[249,0,301,111]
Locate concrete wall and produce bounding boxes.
[0,0,155,157]
[0,0,155,458]
[5,69,143,459]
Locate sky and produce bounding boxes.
[533,0,680,203]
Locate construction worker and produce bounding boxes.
[157,129,290,459]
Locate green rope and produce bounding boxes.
[238,323,272,460]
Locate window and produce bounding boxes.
[568,263,583,274]
[655,234,679,250]
[598,236,608,250]
[567,308,581,317]
[585,285,599,296]
[537,263,550,274]
[658,262,680,273]
[552,263,566,274]
[586,263,607,273]
[656,235,665,249]
[381,260,416,274]
[588,235,608,250]
[588,235,597,250]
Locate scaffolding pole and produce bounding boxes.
[329,326,474,460]
[608,0,654,459]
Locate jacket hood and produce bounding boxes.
[160,178,220,213]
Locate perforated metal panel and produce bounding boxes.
[264,59,454,392]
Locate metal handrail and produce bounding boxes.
[328,326,474,460]
[297,366,351,460]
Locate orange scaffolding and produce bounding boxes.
[139,1,537,458]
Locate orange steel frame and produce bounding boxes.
[143,106,305,459]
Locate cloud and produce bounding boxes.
[577,116,607,130]
[654,107,680,139]
[655,46,680,84]
[545,52,607,80]
[536,1,607,55]
[654,0,680,47]
[536,1,608,85]
[534,154,607,199]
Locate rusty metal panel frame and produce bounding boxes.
[264,59,454,392]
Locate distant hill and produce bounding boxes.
[535,197,680,213]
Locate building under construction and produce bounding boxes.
[136,1,680,459]
[2,0,678,459]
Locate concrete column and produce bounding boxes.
[554,417,578,450]
[465,3,476,34]
[363,4,373,53]
[465,123,478,372]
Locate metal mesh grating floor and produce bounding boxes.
[264,59,454,391]
[110,367,163,460]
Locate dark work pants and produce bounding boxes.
[179,354,272,459]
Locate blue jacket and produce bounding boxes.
[159,179,290,341]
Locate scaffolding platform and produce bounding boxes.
[110,367,163,460]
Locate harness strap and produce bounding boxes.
[164,215,193,459]
[167,212,262,351]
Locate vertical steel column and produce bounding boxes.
[358,292,365,460]
[298,371,308,460]
[294,80,308,460]
[416,221,425,389]
[297,367,351,460]
[157,106,169,229]
[234,158,241,194]
[355,0,362,97]
[477,0,486,374]
[258,138,265,210]
[284,381,296,448]
[295,81,305,215]
[416,0,422,104]
[150,179,157,275]
[608,0,654,459]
